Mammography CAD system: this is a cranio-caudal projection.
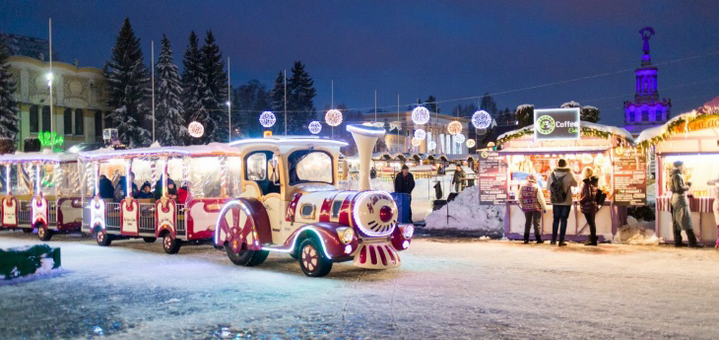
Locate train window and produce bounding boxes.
[331,200,342,218]
[246,153,267,181]
[288,150,333,185]
[300,204,314,218]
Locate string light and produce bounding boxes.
[466,139,476,148]
[259,111,276,128]
[454,134,465,144]
[472,110,492,129]
[411,106,430,125]
[308,121,322,134]
[188,121,204,138]
[411,137,422,147]
[325,109,343,127]
[428,141,437,150]
[447,121,462,135]
[414,129,426,140]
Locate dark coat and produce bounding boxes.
[394,172,415,194]
[98,176,114,200]
[579,176,599,214]
[452,168,465,185]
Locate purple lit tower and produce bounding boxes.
[623,27,671,136]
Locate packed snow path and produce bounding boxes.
[1,232,718,339]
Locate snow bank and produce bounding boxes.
[613,216,659,245]
[424,186,505,232]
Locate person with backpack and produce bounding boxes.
[546,158,578,246]
[670,161,704,248]
[517,174,546,244]
[579,168,600,246]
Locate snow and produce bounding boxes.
[613,216,660,245]
[2,231,719,338]
[0,257,62,284]
[498,121,634,143]
[425,186,505,233]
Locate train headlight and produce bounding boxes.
[403,225,414,239]
[339,227,355,244]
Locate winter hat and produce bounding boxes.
[673,160,684,168]
[526,174,537,183]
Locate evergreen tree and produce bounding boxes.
[581,106,600,123]
[269,70,285,134]
[103,17,152,147]
[425,95,438,113]
[200,31,227,142]
[0,35,19,143]
[181,31,206,144]
[288,61,316,133]
[515,104,534,128]
[233,79,270,138]
[480,93,498,115]
[155,35,188,146]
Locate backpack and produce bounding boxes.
[550,172,567,203]
[595,189,607,205]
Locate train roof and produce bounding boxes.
[78,143,242,160]
[0,150,77,163]
[228,136,348,153]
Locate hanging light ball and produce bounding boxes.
[308,121,322,134]
[454,134,465,144]
[466,139,476,148]
[411,137,422,147]
[471,110,492,129]
[447,121,463,135]
[325,109,343,127]
[259,111,276,128]
[411,106,430,125]
[188,121,204,138]
[428,141,437,151]
[414,129,426,140]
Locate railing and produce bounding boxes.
[176,204,186,235]
[48,201,57,225]
[139,203,155,233]
[18,200,31,225]
[105,202,121,228]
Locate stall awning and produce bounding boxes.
[498,146,610,154]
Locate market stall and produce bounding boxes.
[636,102,719,245]
[489,109,643,242]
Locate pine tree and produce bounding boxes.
[480,93,498,115]
[288,61,316,134]
[155,35,188,146]
[181,31,206,144]
[103,17,152,147]
[233,79,270,138]
[0,35,19,143]
[201,31,227,143]
[515,104,534,128]
[269,70,285,134]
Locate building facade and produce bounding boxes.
[623,27,671,136]
[364,111,470,155]
[8,56,111,151]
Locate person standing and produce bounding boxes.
[708,178,719,250]
[452,163,465,193]
[579,168,599,246]
[670,161,703,248]
[546,158,578,246]
[394,165,416,223]
[517,174,546,244]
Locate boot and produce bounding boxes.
[523,233,530,244]
[536,235,544,244]
[584,236,598,246]
[673,229,685,247]
[686,229,705,248]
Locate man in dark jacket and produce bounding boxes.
[98,175,114,200]
[394,165,415,223]
[546,158,578,246]
[452,164,465,193]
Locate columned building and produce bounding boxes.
[8,55,112,151]
[364,111,470,155]
[623,27,671,136]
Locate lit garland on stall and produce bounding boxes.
[495,125,633,149]
[635,111,719,152]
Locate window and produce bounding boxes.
[94,110,103,137]
[300,204,315,218]
[642,110,649,122]
[64,108,72,134]
[288,150,333,185]
[245,151,280,196]
[246,153,267,181]
[74,109,84,136]
[42,106,51,132]
[29,105,39,133]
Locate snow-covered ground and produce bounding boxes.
[1,232,719,339]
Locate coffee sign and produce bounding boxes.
[534,108,580,141]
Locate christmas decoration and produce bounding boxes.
[471,110,491,129]
[309,121,322,134]
[428,141,437,150]
[453,134,465,144]
[411,106,430,125]
[447,121,462,135]
[466,139,476,148]
[259,111,277,128]
[188,121,204,138]
[325,109,343,127]
[414,129,426,140]
[411,137,422,147]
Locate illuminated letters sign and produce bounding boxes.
[534,108,580,141]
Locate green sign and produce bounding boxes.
[38,131,64,150]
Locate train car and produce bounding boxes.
[215,125,414,277]
[0,152,82,240]
[78,143,243,253]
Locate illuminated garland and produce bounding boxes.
[635,111,719,151]
[496,126,626,147]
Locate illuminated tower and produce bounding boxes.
[623,27,671,136]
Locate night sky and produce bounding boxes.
[1,0,718,127]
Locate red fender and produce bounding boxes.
[216,198,272,253]
[283,222,358,260]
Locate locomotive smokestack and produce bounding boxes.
[347,125,386,191]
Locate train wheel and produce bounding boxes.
[142,237,157,243]
[162,234,181,254]
[298,238,332,277]
[225,242,269,266]
[37,225,53,241]
[96,229,112,246]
